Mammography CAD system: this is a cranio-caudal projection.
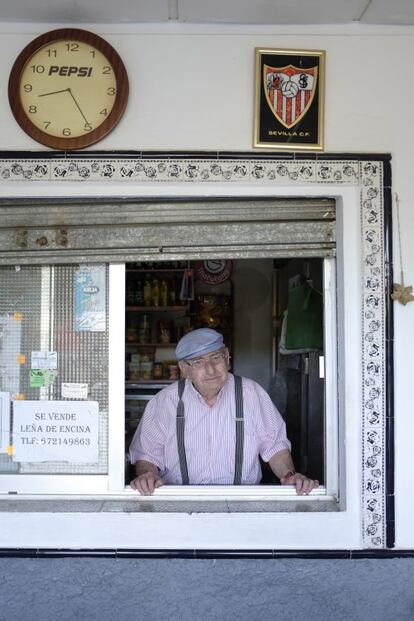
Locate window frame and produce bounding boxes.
[0,256,337,501]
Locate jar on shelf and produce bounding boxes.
[153,362,164,379]
[126,322,138,342]
[129,362,140,381]
[140,360,153,380]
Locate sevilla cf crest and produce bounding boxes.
[264,64,318,129]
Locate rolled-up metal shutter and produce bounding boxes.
[0,197,335,264]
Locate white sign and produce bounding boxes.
[31,351,58,370]
[12,400,99,463]
[0,392,11,454]
[61,383,88,400]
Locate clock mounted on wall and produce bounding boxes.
[8,28,129,150]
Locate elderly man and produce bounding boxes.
[129,328,319,496]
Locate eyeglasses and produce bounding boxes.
[184,350,227,369]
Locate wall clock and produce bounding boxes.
[8,28,129,150]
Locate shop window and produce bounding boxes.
[0,196,337,498]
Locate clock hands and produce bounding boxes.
[38,88,71,97]
[38,87,90,126]
[67,89,90,126]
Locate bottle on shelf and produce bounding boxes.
[126,278,135,305]
[134,277,143,305]
[126,318,138,342]
[138,314,151,344]
[169,278,177,306]
[160,278,169,307]
[143,274,152,306]
[152,278,160,307]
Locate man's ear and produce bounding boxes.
[178,361,189,378]
[224,348,231,369]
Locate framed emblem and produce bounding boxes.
[194,260,233,285]
[253,48,325,151]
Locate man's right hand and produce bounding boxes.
[130,471,164,495]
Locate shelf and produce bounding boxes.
[125,342,176,347]
[126,268,191,273]
[126,305,189,312]
[126,381,174,389]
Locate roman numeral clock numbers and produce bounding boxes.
[8,28,129,150]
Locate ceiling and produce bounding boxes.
[0,0,414,26]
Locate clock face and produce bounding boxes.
[8,29,129,149]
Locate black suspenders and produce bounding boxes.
[176,375,244,485]
[176,379,189,485]
[233,375,244,486]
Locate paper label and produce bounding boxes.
[31,351,58,370]
[61,383,88,400]
[29,369,56,388]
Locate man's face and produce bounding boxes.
[178,347,230,399]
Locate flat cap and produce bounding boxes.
[175,328,224,361]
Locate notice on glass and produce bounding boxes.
[61,383,88,400]
[74,264,106,332]
[12,400,99,463]
[29,369,56,388]
[31,351,58,370]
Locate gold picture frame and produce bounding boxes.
[253,47,325,151]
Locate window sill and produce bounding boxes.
[0,486,340,514]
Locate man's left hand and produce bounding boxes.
[280,472,319,495]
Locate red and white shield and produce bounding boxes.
[264,64,318,129]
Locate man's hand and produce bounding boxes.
[130,470,164,495]
[268,449,318,496]
[280,471,319,496]
[130,461,164,495]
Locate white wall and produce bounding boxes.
[0,22,413,548]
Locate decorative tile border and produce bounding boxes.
[0,154,389,548]
[0,157,359,185]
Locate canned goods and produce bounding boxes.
[140,361,153,380]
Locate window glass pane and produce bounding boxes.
[0,264,109,474]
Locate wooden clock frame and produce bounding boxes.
[8,28,129,150]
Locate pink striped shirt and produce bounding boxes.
[128,373,291,485]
